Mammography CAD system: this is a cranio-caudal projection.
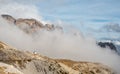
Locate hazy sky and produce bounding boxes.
[0,0,120,39]
[36,0,120,39]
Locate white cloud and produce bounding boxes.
[0,16,120,73]
[0,0,120,73]
[0,0,44,22]
[1,4,39,18]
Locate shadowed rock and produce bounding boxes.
[97,42,117,52]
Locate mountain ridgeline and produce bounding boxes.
[1,14,62,33]
[97,42,117,52]
[0,41,115,74]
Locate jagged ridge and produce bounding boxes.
[1,14,62,33]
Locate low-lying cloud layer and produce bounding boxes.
[0,0,120,74]
[0,16,120,73]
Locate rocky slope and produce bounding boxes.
[1,14,62,33]
[0,41,115,74]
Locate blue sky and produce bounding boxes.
[36,0,120,39]
[37,0,120,23]
[2,0,120,40]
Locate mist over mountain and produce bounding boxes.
[0,14,120,74]
[0,41,115,74]
[0,0,120,74]
[1,14,62,33]
[98,38,120,54]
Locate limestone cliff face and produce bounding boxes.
[0,41,115,74]
[1,14,62,33]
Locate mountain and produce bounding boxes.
[97,39,120,54]
[0,14,117,74]
[97,42,117,52]
[1,14,62,33]
[0,41,115,74]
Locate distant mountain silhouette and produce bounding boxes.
[97,42,117,52]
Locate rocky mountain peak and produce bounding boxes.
[1,14,62,33]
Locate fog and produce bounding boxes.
[0,0,120,74]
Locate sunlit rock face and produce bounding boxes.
[1,14,62,33]
[0,41,115,74]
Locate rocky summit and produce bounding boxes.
[1,14,62,33]
[0,41,115,74]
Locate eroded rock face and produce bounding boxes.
[57,59,115,74]
[0,62,23,74]
[1,14,62,33]
[0,42,32,61]
[0,41,115,74]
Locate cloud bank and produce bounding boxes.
[102,23,120,32]
[0,16,120,73]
